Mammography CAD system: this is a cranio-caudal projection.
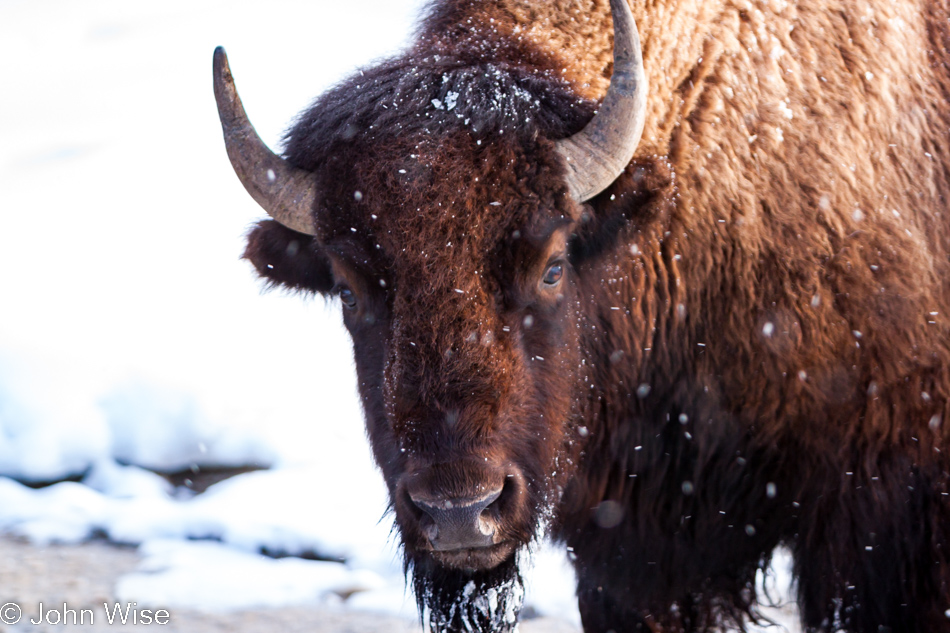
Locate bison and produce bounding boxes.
[213,0,950,630]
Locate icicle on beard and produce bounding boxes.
[410,553,525,633]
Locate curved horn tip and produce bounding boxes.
[213,47,235,100]
[556,0,647,203]
[213,46,228,79]
[212,46,319,236]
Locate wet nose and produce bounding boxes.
[410,488,502,551]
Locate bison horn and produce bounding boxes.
[556,0,648,202]
[213,46,318,235]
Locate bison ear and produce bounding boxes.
[569,158,673,263]
[243,220,334,293]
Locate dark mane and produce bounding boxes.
[283,54,596,171]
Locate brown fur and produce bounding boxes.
[239,0,950,630]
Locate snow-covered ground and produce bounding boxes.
[0,1,800,629]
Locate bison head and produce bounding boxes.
[214,0,646,629]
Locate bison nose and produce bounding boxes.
[410,488,502,551]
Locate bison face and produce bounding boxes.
[347,228,579,573]
[244,133,590,630]
[321,136,584,574]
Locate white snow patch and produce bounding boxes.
[116,539,386,611]
[101,379,277,473]
[0,353,110,482]
[444,90,460,110]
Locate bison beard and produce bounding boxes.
[410,552,525,633]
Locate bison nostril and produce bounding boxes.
[477,513,495,536]
[401,487,426,521]
[423,521,439,542]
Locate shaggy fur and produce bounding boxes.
[238,0,950,631]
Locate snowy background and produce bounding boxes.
[0,0,798,629]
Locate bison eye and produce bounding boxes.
[542,263,564,286]
[339,287,357,309]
